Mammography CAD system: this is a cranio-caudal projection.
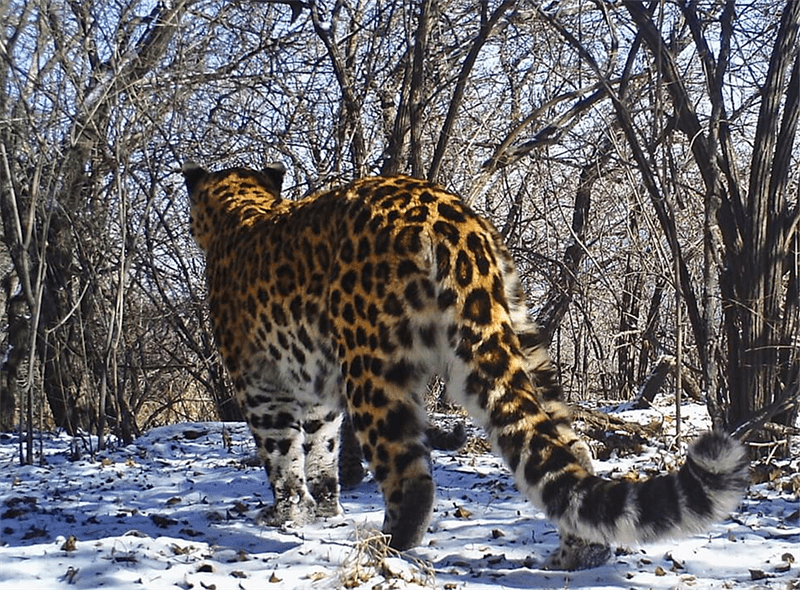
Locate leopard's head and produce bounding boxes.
[181,161,286,251]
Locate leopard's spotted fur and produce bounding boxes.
[338,409,467,489]
[182,163,748,567]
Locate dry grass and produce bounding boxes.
[337,527,436,589]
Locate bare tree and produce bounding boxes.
[0,0,189,453]
[532,0,798,438]
[1,0,794,459]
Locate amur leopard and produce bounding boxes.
[182,162,748,568]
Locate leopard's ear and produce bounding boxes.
[262,162,286,194]
[182,162,207,192]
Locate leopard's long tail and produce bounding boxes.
[531,430,748,544]
[463,325,750,546]
[450,324,749,545]
[444,223,750,547]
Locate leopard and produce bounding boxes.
[339,401,467,489]
[181,161,749,569]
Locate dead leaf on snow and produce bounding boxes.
[305,571,327,581]
[666,551,684,571]
[453,505,471,518]
[61,535,77,551]
[749,569,772,581]
[172,544,192,555]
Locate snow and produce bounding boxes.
[1,400,798,590]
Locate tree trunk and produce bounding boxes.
[727,2,800,434]
[0,288,25,430]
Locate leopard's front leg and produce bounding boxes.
[241,386,317,527]
[302,405,343,518]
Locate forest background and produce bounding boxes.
[0,0,797,460]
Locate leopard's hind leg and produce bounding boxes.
[344,371,435,551]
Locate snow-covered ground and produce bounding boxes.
[1,399,798,590]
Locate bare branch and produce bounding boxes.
[427,0,515,182]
